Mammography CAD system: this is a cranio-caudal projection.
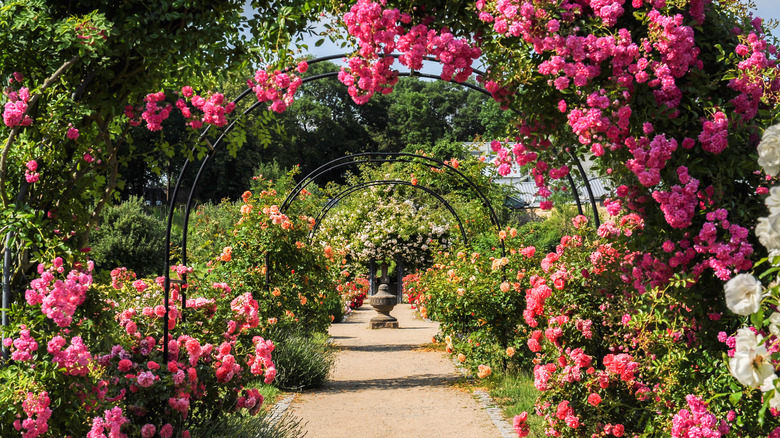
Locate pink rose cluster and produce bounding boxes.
[523,274,552,327]
[249,62,307,113]
[24,159,39,183]
[602,353,639,382]
[86,406,129,438]
[110,266,136,289]
[3,79,32,127]
[177,87,236,128]
[651,166,699,229]
[215,341,241,383]
[730,30,779,122]
[646,10,701,109]
[230,292,260,332]
[513,411,531,437]
[625,133,678,187]
[13,391,52,438]
[47,335,93,377]
[8,324,38,362]
[25,257,93,327]
[139,91,172,131]
[338,0,480,104]
[247,336,276,383]
[125,86,236,130]
[671,395,730,437]
[236,387,264,415]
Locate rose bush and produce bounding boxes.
[406,226,540,374]
[205,173,342,334]
[0,258,277,437]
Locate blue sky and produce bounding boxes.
[754,0,780,23]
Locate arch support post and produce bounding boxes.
[369,259,377,296]
[2,231,13,363]
[396,256,404,304]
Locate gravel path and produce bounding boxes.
[287,304,509,438]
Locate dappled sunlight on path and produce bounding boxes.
[287,304,506,437]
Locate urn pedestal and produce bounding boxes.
[370,284,398,329]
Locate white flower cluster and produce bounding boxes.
[755,187,780,251]
[318,193,452,266]
[724,123,780,410]
[758,123,780,177]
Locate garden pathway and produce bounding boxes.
[287,303,511,437]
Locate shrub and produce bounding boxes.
[265,327,335,391]
[208,174,341,334]
[0,259,278,437]
[189,411,304,438]
[89,197,168,276]
[409,226,541,374]
[183,201,240,266]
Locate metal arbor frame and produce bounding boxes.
[158,53,602,357]
[279,151,506,240]
[307,179,468,244]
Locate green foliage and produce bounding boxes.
[0,0,324,286]
[484,372,545,436]
[208,171,341,334]
[516,205,581,253]
[410,230,541,375]
[182,202,240,267]
[88,196,168,276]
[189,411,305,438]
[265,327,336,391]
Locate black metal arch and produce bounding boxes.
[281,152,504,229]
[160,53,602,357]
[307,179,469,246]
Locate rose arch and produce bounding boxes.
[158,53,603,356]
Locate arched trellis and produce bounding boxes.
[280,151,504,233]
[160,53,602,356]
[306,179,468,245]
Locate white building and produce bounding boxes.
[464,142,611,209]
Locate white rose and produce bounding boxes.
[723,273,763,315]
[761,374,780,410]
[755,213,780,251]
[769,312,780,337]
[729,328,775,388]
[766,186,780,215]
[758,123,780,177]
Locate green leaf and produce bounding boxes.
[751,311,764,329]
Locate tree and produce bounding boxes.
[0,0,323,283]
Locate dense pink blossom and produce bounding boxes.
[48,335,92,376]
[603,353,639,382]
[671,394,729,437]
[230,292,260,331]
[247,336,276,383]
[651,167,699,229]
[15,391,52,438]
[10,325,38,362]
[338,0,479,103]
[141,424,156,438]
[86,406,129,438]
[698,112,729,154]
[25,260,92,327]
[66,127,79,140]
[3,86,32,127]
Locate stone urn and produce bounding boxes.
[369,284,398,329]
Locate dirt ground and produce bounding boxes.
[287,303,508,438]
